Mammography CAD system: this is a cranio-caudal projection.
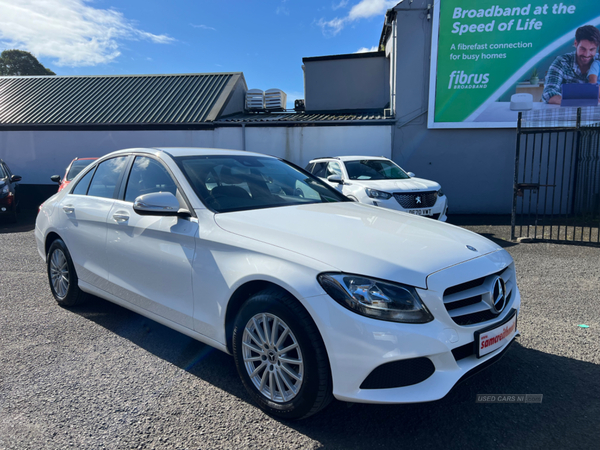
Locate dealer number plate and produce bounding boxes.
[476,311,517,358]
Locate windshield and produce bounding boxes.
[344,159,410,180]
[0,164,6,179]
[67,160,96,181]
[176,155,350,213]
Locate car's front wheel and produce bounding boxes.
[232,288,332,420]
[47,239,87,306]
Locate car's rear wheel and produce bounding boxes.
[232,288,332,420]
[47,239,87,306]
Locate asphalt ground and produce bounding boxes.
[0,211,598,449]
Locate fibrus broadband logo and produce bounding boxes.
[448,71,489,89]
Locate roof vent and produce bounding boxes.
[265,89,287,111]
[246,89,265,111]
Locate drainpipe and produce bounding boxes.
[242,123,246,151]
[391,19,397,117]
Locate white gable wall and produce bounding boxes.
[1,125,391,186]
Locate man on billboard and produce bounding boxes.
[543,25,600,104]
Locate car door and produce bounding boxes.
[105,155,197,329]
[58,156,130,291]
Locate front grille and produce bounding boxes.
[360,358,435,389]
[442,264,516,326]
[393,191,438,208]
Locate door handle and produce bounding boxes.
[63,205,74,214]
[112,213,129,222]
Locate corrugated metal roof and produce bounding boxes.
[218,110,391,123]
[0,73,242,125]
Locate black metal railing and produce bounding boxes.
[511,109,600,244]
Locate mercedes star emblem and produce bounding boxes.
[491,276,507,313]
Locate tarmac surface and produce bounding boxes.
[0,211,598,449]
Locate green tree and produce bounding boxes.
[0,50,55,76]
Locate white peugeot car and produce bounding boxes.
[306,156,448,221]
[36,148,519,420]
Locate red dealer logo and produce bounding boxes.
[481,322,516,350]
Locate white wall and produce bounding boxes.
[244,125,392,167]
[0,129,243,185]
[0,125,392,185]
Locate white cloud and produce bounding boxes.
[191,24,216,31]
[332,0,349,10]
[356,46,378,53]
[318,0,398,36]
[0,0,174,67]
[276,0,290,15]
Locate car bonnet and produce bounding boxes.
[348,177,439,192]
[213,202,500,289]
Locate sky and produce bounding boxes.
[0,0,400,108]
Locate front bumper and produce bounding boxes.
[0,194,15,215]
[303,250,519,404]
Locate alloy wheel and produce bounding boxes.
[242,313,304,403]
[50,249,69,299]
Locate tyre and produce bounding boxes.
[232,288,333,420]
[47,239,87,306]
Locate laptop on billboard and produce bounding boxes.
[561,83,599,107]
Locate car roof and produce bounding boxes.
[310,155,390,163]
[105,147,275,159]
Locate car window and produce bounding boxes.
[0,163,6,179]
[176,155,349,213]
[326,162,342,178]
[311,162,328,178]
[87,156,129,199]
[125,156,178,202]
[72,167,96,195]
[67,160,96,181]
[344,160,410,180]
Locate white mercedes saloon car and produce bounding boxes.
[36,147,519,420]
[305,156,448,221]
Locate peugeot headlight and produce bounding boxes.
[1,183,8,195]
[365,188,392,200]
[437,188,444,197]
[318,273,433,323]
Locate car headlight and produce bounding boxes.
[317,273,433,323]
[1,184,8,195]
[437,188,444,197]
[365,188,392,200]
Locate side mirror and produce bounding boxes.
[50,175,61,183]
[407,172,415,178]
[10,175,22,183]
[133,192,190,217]
[327,174,343,184]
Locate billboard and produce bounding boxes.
[428,0,600,128]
